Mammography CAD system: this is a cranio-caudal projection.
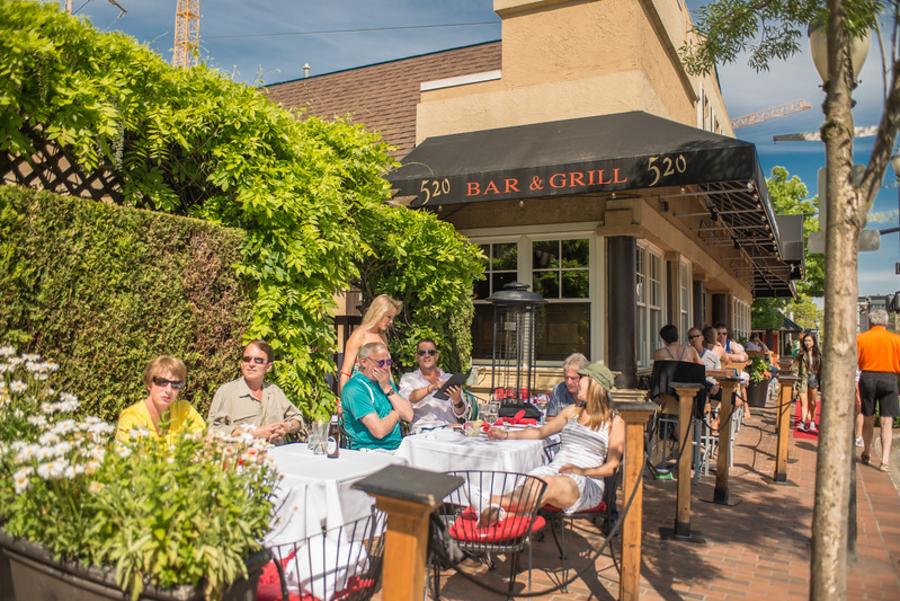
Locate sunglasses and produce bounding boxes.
[417,349,437,356]
[151,376,185,390]
[689,334,701,340]
[367,358,393,368]
[717,331,728,336]
[241,356,269,365]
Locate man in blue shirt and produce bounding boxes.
[341,342,413,450]
[547,352,589,417]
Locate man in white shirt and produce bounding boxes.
[398,338,468,434]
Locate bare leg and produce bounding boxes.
[799,388,809,429]
[862,415,876,461]
[880,416,893,467]
[807,388,818,427]
[855,412,863,442]
[483,476,579,525]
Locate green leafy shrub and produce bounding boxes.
[0,185,251,421]
[747,352,772,384]
[0,1,484,418]
[0,346,277,600]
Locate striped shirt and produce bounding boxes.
[549,416,611,485]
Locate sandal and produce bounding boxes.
[860,453,870,465]
[477,504,507,528]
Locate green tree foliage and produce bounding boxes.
[0,1,484,417]
[680,0,880,75]
[0,186,251,422]
[751,167,824,331]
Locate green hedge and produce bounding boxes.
[0,185,252,421]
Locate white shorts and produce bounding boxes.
[528,465,605,514]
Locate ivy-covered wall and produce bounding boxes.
[0,185,251,421]
[1,1,484,418]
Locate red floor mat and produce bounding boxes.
[793,398,821,440]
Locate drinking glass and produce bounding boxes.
[308,421,328,455]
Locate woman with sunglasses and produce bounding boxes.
[115,355,206,443]
[398,338,467,434]
[338,294,402,393]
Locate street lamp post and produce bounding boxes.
[892,154,900,273]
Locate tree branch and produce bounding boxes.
[857,56,900,213]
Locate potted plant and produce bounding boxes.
[0,346,277,601]
[746,351,773,408]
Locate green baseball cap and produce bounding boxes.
[577,361,618,390]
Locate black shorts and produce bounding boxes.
[859,371,900,418]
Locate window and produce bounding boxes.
[471,236,592,361]
[679,261,692,342]
[532,239,590,361]
[636,243,665,368]
[730,297,750,340]
[472,242,518,358]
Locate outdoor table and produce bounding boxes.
[394,427,557,475]
[265,444,407,547]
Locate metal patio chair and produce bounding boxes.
[259,509,386,601]
[432,470,547,600]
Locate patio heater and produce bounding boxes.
[488,282,546,418]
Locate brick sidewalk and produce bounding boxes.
[424,406,900,600]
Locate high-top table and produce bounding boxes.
[265,444,406,547]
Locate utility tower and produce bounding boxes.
[173,0,200,68]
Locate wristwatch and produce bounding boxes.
[382,387,394,395]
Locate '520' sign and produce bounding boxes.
[646,154,687,187]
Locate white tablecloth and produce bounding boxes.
[395,428,556,475]
[265,444,405,547]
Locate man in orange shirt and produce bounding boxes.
[857,309,900,471]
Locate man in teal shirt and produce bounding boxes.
[341,342,413,450]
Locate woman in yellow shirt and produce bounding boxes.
[116,355,206,443]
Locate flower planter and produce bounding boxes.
[747,381,770,408]
[0,530,269,601]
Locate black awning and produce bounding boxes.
[783,315,804,332]
[388,111,760,206]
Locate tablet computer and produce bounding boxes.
[433,372,468,400]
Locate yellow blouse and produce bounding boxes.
[115,399,206,443]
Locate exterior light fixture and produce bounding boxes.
[808,21,870,88]
[747,181,755,191]
[710,208,719,221]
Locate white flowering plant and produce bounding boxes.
[0,346,279,601]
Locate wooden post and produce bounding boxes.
[774,371,798,482]
[713,375,742,505]
[611,397,657,601]
[671,383,702,538]
[352,465,463,601]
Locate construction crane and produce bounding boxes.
[173,0,200,68]
[731,99,813,129]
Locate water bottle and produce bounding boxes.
[326,414,340,459]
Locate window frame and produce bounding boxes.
[636,240,667,369]
[466,226,602,366]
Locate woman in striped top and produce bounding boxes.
[485,361,625,517]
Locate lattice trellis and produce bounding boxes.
[2,138,124,204]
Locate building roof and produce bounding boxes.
[264,41,501,158]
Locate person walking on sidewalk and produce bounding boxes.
[857,309,900,471]
[796,332,822,433]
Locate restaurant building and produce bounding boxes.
[266,0,802,387]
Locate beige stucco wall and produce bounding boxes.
[416,0,733,143]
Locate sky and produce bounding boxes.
[64,0,899,297]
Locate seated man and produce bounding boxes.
[399,338,467,434]
[208,340,304,443]
[342,342,413,450]
[547,353,588,417]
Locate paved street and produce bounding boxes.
[424,406,900,600]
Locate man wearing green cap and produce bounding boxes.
[482,361,625,521]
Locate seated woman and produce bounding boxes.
[116,355,206,442]
[483,361,625,520]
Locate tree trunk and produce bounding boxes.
[811,2,861,600]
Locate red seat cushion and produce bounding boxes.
[542,500,608,514]
[449,507,545,543]
[257,554,375,601]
